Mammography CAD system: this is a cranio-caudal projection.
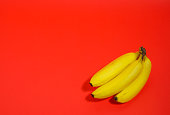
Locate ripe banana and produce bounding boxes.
[114,56,151,103]
[91,55,142,99]
[90,52,139,87]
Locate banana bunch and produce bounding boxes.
[89,47,151,103]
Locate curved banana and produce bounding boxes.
[91,55,142,99]
[90,52,139,87]
[114,56,151,103]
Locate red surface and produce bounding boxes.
[0,0,170,115]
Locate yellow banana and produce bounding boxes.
[91,55,142,99]
[90,52,139,87]
[114,56,151,103]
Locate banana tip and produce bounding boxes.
[89,83,93,87]
[91,94,94,98]
[114,96,118,101]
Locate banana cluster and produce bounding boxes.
[89,47,151,103]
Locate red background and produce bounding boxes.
[0,0,170,115]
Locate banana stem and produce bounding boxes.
[139,46,146,61]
